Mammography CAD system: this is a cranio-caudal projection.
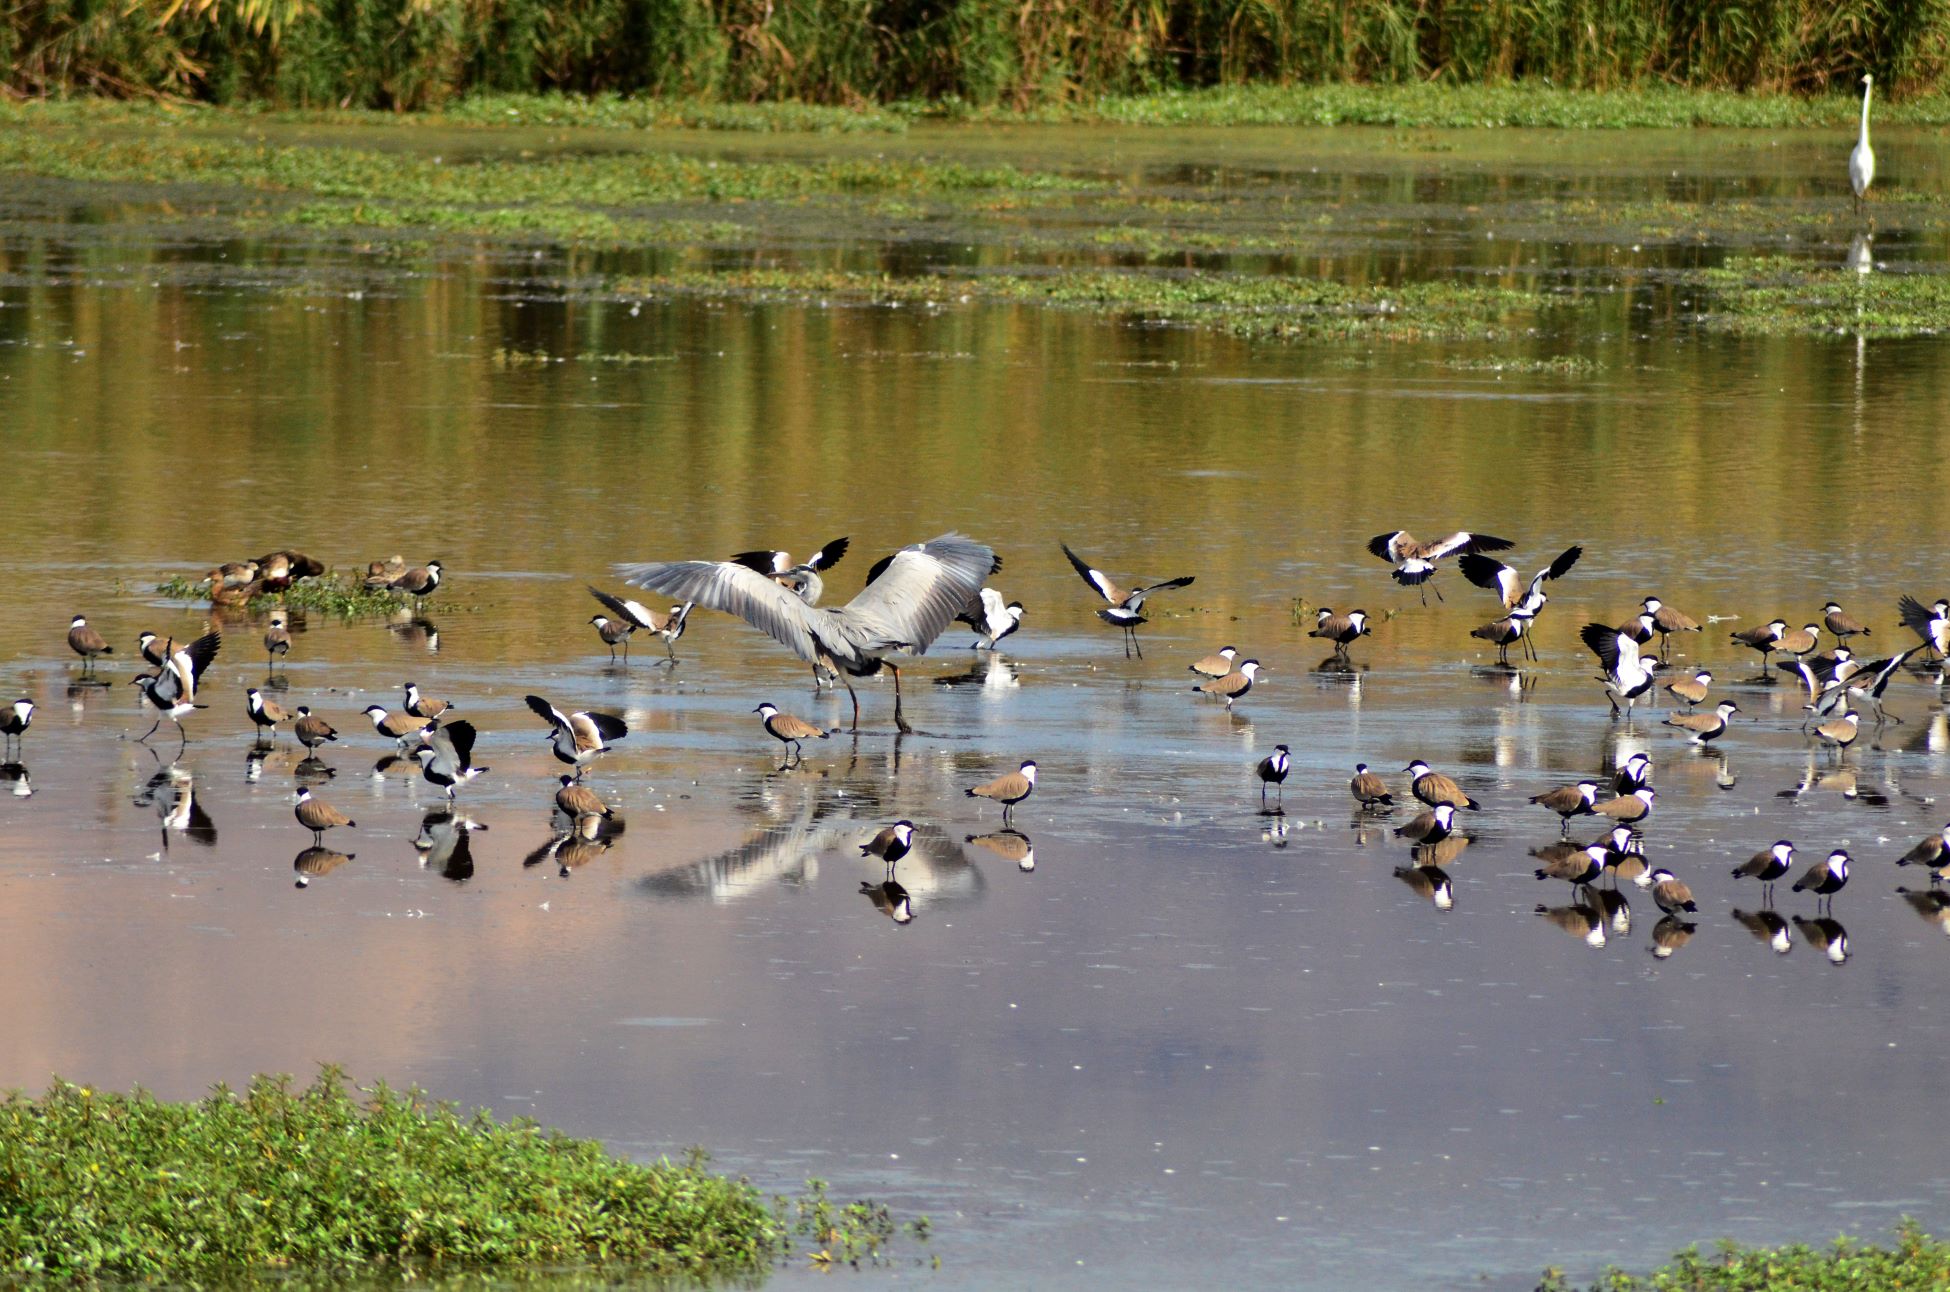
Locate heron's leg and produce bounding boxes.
[844,676,861,732]
[892,665,911,735]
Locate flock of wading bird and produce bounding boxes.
[10,523,1950,935]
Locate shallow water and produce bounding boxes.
[3,122,1950,1288]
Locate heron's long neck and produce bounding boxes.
[1860,82,1873,145]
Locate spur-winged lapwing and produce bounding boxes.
[1646,869,1698,917]
[1823,601,1871,644]
[1665,699,1738,744]
[403,683,453,721]
[1194,660,1262,710]
[1639,597,1701,657]
[1664,670,1712,710]
[293,787,354,843]
[1254,745,1290,806]
[619,534,999,733]
[1405,759,1478,810]
[1733,840,1795,892]
[1350,763,1394,811]
[525,695,627,778]
[389,561,442,600]
[1394,802,1458,845]
[67,614,112,672]
[1591,787,1655,823]
[1898,595,1949,660]
[1530,780,1600,833]
[1610,752,1653,796]
[1189,647,1238,679]
[263,611,290,670]
[1367,530,1513,604]
[957,586,1024,651]
[1791,848,1850,910]
[1060,542,1194,659]
[967,760,1037,822]
[0,699,31,758]
[754,702,828,768]
[294,706,337,751]
[1308,609,1371,657]
[414,721,486,799]
[132,630,220,753]
[1459,544,1582,612]
[1580,622,1660,715]
[1895,824,1950,880]
[1535,842,1607,887]
[859,820,915,872]
[362,704,434,745]
[245,687,290,741]
[1471,608,1535,665]
[555,775,613,821]
[589,585,694,661]
[1730,619,1789,670]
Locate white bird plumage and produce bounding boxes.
[1851,73,1875,214]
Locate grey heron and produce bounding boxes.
[616,532,1000,734]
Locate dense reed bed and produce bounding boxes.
[5,0,1947,111]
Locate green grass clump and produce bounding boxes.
[0,1069,908,1278]
[1542,1220,1950,1289]
[154,573,431,616]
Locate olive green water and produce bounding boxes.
[3,120,1950,1288]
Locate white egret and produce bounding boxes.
[1850,73,1875,216]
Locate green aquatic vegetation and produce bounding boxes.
[1694,256,1950,336]
[0,1069,912,1278]
[1541,1220,1950,1289]
[614,266,1555,344]
[154,573,427,616]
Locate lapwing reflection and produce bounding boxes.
[1534,892,1607,947]
[293,845,354,889]
[860,877,914,924]
[1731,908,1793,955]
[1896,887,1950,936]
[1649,916,1696,959]
[1792,915,1851,965]
[415,810,485,882]
[965,829,1034,872]
[1393,865,1453,911]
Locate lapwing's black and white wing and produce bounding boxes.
[425,719,480,776]
[1457,552,1520,604]
[1133,574,1195,596]
[844,534,997,657]
[1855,647,1919,695]
[1533,544,1583,591]
[728,549,791,575]
[1366,532,1412,563]
[1580,622,1632,675]
[1422,531,1515,561]
[158,630,222,704]
[1061,542,1124,605]
[588,585,659,631]
[807,537,850,571]
[1898,595,1942,641]
[616,559,827,663]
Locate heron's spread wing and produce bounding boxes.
[588,586,656,630]
[842,535,997,657]
[615,560,824,664]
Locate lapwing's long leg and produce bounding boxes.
[137,717,161,744]
[1133,629,1144,660]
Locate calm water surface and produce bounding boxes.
[3,124,1950,1289]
